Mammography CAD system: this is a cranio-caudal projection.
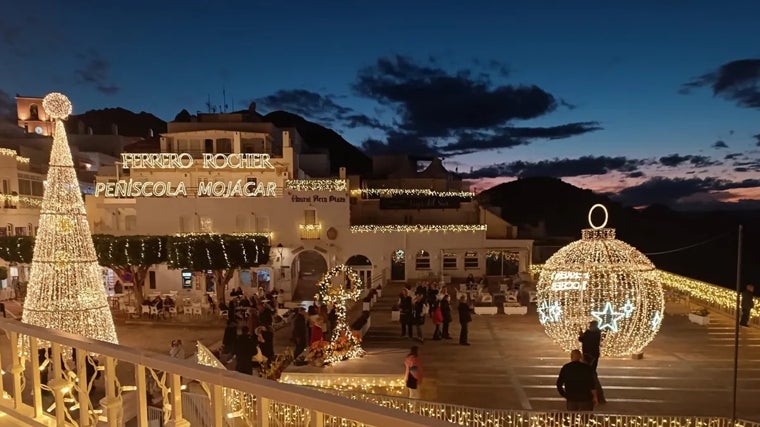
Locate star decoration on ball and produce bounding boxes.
[621,299,635,318]
[538,301,562,323]
[651,311,663,331]
[591,302,626,333]
[42,92,73,120]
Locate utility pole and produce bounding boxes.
[731,224,743,422]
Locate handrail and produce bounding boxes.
[0,318,449,427]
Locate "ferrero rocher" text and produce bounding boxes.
[120,153,275,169]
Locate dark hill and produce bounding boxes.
[65,108,166,138]
[479,177,758,287]
[262,111,371,175]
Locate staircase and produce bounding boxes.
[361,282,408,349]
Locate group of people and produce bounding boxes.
[221,296,278,375]
[556,320,606,411]
[397,282,474,346]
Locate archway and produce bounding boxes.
[390,249,405,281]
[346,254,372,288]
[291,250,328,301]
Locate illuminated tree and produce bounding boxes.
[167,233,270,304]
[21,93,118,344]
[92,235,166,306]
[316,264,365,364]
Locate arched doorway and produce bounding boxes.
[291,250,328,300]
[346,254,372,288]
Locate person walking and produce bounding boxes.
[440,294,453,339]
[578,321,601,371]
[432,303,443,340]
[413,294,428,342]
[399,288,414,339]
[556,350,597,411]
[458,296,472,345]
[292,307,309,358]
[404,346,423,399]
[740,284,755,327]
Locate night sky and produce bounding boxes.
[1,1,759,208]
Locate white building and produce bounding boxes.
[85,110,533,299]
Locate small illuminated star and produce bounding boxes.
[651,311,663,331]
[621,299,635,318]
[591,302,625,333]
[538,301,562,324]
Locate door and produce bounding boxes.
[390,250,406,281]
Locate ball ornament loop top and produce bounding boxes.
[42,93,73,120]
[588,203,609,229]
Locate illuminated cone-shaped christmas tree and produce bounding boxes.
[21,93,118,344]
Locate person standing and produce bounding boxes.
[432,303,443,340]
[458,296,472,345]
[292,307,309,358]
[234,326,256,375]
[556,350,597,411]
[399,288,414,339]
[440,294,453,339]
[404,346,423,399]
[740,284,755,327]
[413,294,427,342]
[578,321,601,371]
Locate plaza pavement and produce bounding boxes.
[354,281,760,421]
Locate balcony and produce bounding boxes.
[299,223,322,240]
[0,318,442,427]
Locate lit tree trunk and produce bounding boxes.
[214,268,236,306]
[113,265,150,309]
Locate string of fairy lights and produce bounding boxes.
[350,188,474,198]
[350,224,486,233]
[0,148,31,164]
[285,179,348,192]
[21,92,118,347]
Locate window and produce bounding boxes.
[15,227,26,236]
[241,138,264,153]
[415,250,431,270]
[204,139,214,152]
[149,271,156,289]
[2,179,8,194]
[256,216,269,232]
[443,252,457,270]
[216,138,232,153]
[464,252,479,269]
[29,105,39,120]
[304,209,317,225]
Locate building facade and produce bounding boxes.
[84,111,532,299]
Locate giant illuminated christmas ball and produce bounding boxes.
[536,204,664,357]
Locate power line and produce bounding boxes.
[643,231,734,256]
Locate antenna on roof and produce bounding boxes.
[205,94,212,113]
[223,87,227,113]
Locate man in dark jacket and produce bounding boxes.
[292,307,309,358]
[234,327,256,375]
[557,350,597,411]
[578,321,601,371]
[399,288,414,339]
[740,284,755,327]
[458,296,472,345]
[440,294,453,339]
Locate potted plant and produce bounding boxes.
[689,308,710,325]
[391,304,400,321]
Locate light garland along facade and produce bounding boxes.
[75,109,532,300]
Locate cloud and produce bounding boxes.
[361,131,442,157]
[754,134,760,146]
[256,89,388,131]
[681,58,760,109]
[659,153,719,168]
[465,155,644,179]
[75,50,119,95]
[724,152,742,160]
[615,176,760,206]
[353,55,600,155]
[712,140,728,149]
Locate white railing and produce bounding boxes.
[0,318,449,427]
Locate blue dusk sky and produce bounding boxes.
[1,1,759,208]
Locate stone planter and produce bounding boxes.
[391,310,400,321]
[474,306,498,315]
[503,305,528,315]
[689,313,710,325]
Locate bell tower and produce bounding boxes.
[16,95,52,136]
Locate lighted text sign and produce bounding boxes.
[120,153,275,169]
[95,179,277,198]
[550,271,589,291]
[291,195,347,203]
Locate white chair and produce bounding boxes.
[499,284,508,293]
[126,306,137,318]
[481,294,493,303]
[149,306,159,319]
[168,307,178,317]
[192,306,203,318]
[141,305,150,317]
